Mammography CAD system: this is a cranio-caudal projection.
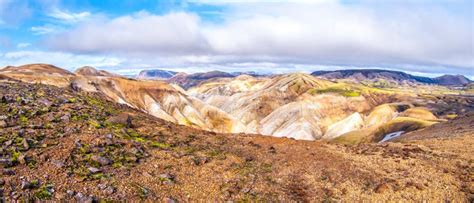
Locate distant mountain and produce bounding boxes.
[230,71,269,77]
[2,63,472,143]
[137,69,178,80]
[1,63,74,76]
[434,74,471,86]
[0,63,75,87]
[311,69,436,85]
[75,66,120,77]
[167,70,235,89]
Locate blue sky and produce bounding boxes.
[0,0,473,78]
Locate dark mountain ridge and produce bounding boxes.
[311,69,471,86]
[434,74,471,86]
[136,69,178,80]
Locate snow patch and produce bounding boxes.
[379,131,404,143]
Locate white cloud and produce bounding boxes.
[0,51,123,70]
[47,12,208,54]
[31,25,60,35]
[16,43,31,48]
[39,1,473,76]
[48,8,91,23]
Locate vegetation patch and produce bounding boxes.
[308,85,361,97]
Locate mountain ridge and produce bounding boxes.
[311,69,471,86]
[137,69,178,80]
[1,63,472,141]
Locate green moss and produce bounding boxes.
[85,96,102,106]
[71,113,90,121]
[133,137,146,143]
[27,159,37,168]
[67,98,77,103]
[90,172,105,180]
[43,123,53,129]
[103,121,125,130]
[206,149,226,160]
[341,91,361,97]
[174,146,198,156]
[19,115,28,124]
[79,144,91,154]
[88,119,102,129]
[126,129,140,137]
[149,141,170,149]
[112,162,123,168]
[31,179,39,186]
[34,187,53,200]
[11,151,21,163]
[14,137,23,144]
[310,87,361,97]
[35,184,54,197]
[0,136,7,143]
[235,162,258,176]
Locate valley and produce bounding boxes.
[0,64,472,201]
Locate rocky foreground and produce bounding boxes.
[0,79,473,201]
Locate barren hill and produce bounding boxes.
[75,66,120,77]
[0,78,472,201]
[1,64,472,143]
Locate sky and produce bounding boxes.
[0,0,473,78]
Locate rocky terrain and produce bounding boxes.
[1,64,472,143]
[0,76,472,201]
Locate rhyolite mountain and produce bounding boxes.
[1,64,472,142]
[75,66,122,77]
[136,69,178,80]
[167,70,235,89]
[188,73,472,141]
[0,66,473,201]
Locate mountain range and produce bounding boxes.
[1,64,472,142]
[137,69,178,80]
[137,68,472,89]
[0,63,473,201]
[311,69,471,86]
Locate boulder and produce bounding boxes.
[91,155,111,166]
[106,113,132,128]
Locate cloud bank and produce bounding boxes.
[1,0,472,77]
[44,1,473,74]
